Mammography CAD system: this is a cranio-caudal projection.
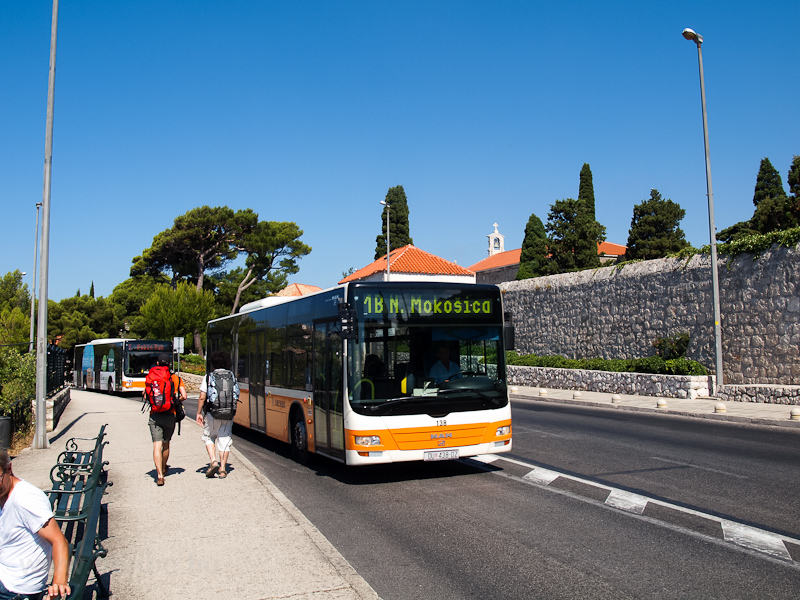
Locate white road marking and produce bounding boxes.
[606,489,649,514]
[650,456,749,479]
[470,454,500,464]
[721,522,793,561]
[523,467,560,485]
[486,455,800,564]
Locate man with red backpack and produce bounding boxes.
[144,354,186,486]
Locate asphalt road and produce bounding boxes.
[185,397,800,599]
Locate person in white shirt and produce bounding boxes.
[429,345,462,384]
[0,450,70,600]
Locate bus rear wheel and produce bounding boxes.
[291,415,310,465]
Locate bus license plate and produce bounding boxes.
[424,449,459,462]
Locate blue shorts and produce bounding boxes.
[0,578,44,600]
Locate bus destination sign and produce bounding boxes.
[358,291,495,319]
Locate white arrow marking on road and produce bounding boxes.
[605,489,648,515]
[721,521,793,561]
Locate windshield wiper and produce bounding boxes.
[437,387,502,405]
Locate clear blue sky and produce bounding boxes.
[2,1,798,302]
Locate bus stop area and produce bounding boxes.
[11,390,381,600]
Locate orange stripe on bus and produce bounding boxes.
[345,419,511,451]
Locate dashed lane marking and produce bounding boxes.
[467,454,800,567]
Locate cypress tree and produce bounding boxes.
[578,163,596,219]
[516,214,548,280]
[375,185,413,259]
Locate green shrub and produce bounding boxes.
[665,358,708,376]
[653,332,691,360]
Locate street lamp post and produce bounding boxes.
[380,200,391,281]
[29,202,42,353]
[683,27,724,391]
[34,0,59,449]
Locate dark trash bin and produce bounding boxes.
[0,415,11,451]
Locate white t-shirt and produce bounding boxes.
[0,479,54,594]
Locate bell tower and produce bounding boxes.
[487,223,505,256]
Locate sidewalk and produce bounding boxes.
[511,385,800,428]
[11,390,381,600]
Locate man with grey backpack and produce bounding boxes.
[196,351,239,479]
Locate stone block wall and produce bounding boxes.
[499,244,800,386]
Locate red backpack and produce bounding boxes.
[145,365,173,413]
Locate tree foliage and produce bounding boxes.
[720,156,799,243]
[139,282,217,341]
[0,271,31,346]
[545,195,606,274]
[131,206,310,356]
[516,214,548,280]
[228,221,311,314]
[578,163,596,219]
[375,185,413,259]
[753,157,786,206]
[624,189,689,260]
[0,347,36,407]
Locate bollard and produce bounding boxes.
[656,399,668,409]
[510,386,518,394]
[791,408,800,421]
[539,388,548,396]
[611,394,622,404]
[573,391,582,399]
[714,402,727,414]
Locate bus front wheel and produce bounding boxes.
[291,414,310,465]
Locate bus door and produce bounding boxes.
[249,331,267,432]
[313,320,344,460]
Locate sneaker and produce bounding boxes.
[206,462,219,478]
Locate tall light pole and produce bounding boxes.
[29,202,42,353]
[683,27,724,391]
[380,200,391,281]
[34,0,59,449]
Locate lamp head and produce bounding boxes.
[682,28,703,45]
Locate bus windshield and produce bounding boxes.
[348,286,508,416]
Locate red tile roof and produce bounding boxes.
[339,245,474,284]
[468,249,521,272]
[276,283,322,297]
[598,241,626,256]
[469,242,627,272]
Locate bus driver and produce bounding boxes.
[429,345,461,384]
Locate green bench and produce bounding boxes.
[45,425,113,598]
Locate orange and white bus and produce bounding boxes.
[73,339,173,393]
[206,282,512,465]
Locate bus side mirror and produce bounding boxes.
[503,311,515,351]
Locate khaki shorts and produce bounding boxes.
[201,413,233,452]
[149,411,176,442]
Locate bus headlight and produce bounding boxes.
[495,425,510,437]
[354,435,381,446]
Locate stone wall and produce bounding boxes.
[499,244,800,386]
[509,365,714,399]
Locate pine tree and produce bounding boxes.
[516,214,548,280]
[753,157,786,206]
[624,189,689,260]
[89,281,95,299]
[374,185,413,259]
